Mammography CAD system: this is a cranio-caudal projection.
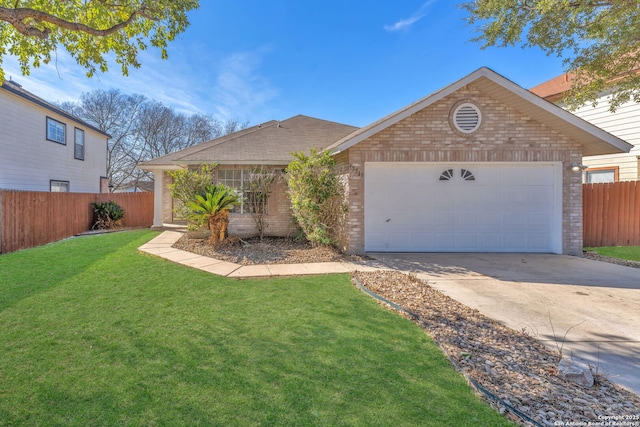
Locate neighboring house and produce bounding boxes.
[0,79,110,192]
[141,68,630,256]
[113,180,155,193]
[530,73,640,182]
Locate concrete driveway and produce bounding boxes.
[370,253,640,395]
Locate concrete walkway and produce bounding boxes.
[138,230,379,278]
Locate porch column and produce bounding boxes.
[152,171,164,227]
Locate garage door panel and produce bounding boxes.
[365,163,562,253]
[431,210,455,226]
[479,211,503,227]
[528,188,554,204]
[504,232,528,250]
[503,188,528,206]
[456,211,480,227]
[528,211,551,226]
[503,211,526,226]
[529,234,552,251]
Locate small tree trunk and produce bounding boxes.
[208,210,230,244]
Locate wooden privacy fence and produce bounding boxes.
[0,191,154,254]
[583,181,640,247]
[2,184,638,253]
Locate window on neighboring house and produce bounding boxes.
[74,128,85,160]
[584,167,618,183]
[217,169,253,214]
[50,180,70,192]
[46,117,66,144]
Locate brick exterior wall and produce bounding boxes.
[227,176,297,238]
[160,166,296,238]
[338,84,584,255]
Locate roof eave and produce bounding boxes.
[178,160,289,166]
[137,164,185,171]
[138,160,289,171]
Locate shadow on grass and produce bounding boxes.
[0,229,158,312]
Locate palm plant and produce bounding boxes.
[188,184,241,244]
[91,200,125,230]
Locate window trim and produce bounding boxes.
[46,117,66,145]
[217,168,260,215]
[218,168,248,214]
[74,127,85,160]
[50,180,70,192]
[584,166,619,183]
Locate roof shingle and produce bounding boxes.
[141,115,358,168]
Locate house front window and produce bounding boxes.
[217,169,252,214]
[584,167,618,183]
[74,128,85,160]
[50,180,69,192]
[46,117,66,144]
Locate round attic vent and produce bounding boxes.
[453,103,481,133]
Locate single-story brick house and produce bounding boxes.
[140,68,631,255]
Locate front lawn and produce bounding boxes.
[584,245,640,261]
[0,230,513,426]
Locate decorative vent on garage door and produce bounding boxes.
[439,168,476,182]
[461,169,475,181]
[453,103,481,133]
[439,169,454,181]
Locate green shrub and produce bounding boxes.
[285,148,347,246]
[167,164,217,222]
[91,201,125,229]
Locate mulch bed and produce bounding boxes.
[172,234,366,265]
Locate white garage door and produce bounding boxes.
[364,162,562,253]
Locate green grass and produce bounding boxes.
[585,246,640,261]
[0,230,513,426]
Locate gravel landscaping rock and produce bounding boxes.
[583,251,640,269]
[353,270,640,427]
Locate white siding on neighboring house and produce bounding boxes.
[0,82,108,192]
[560,94,640,181]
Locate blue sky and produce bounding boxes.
[4,1,565,128]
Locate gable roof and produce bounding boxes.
[140,115,358,169]
[327,67,631,157]
[1,80,110,138]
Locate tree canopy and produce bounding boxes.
[463,1,640,111]
[0,0,198,82]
